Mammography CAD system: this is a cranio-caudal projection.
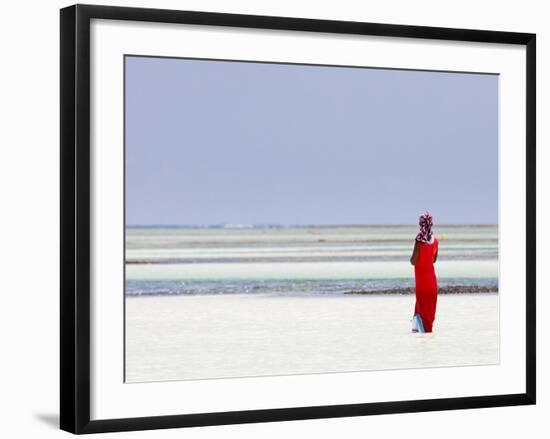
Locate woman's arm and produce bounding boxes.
[433,246,438,263]
[410,240,420,265]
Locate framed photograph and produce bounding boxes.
[60,4,536,434]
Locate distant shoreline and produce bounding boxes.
[126,285,498,298]
[344,285,498,295]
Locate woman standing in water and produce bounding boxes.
[410,212,439,333]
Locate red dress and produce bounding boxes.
[414,238,439,332]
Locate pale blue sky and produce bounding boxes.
[125,56,498,226]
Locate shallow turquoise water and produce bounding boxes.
[125,225,498,295]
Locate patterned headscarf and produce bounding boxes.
[416,212,433,244]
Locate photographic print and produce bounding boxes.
[124,55,499,383]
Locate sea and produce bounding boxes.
[125,225,498,297]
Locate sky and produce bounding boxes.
[125,56,498,226]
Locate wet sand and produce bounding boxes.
[125,293,499,383]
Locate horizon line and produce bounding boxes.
[125,223,498,228]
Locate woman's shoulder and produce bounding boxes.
[415,237,438,246]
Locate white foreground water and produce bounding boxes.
[125,293,499,383]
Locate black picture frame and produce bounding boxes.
[60,4,536,434]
